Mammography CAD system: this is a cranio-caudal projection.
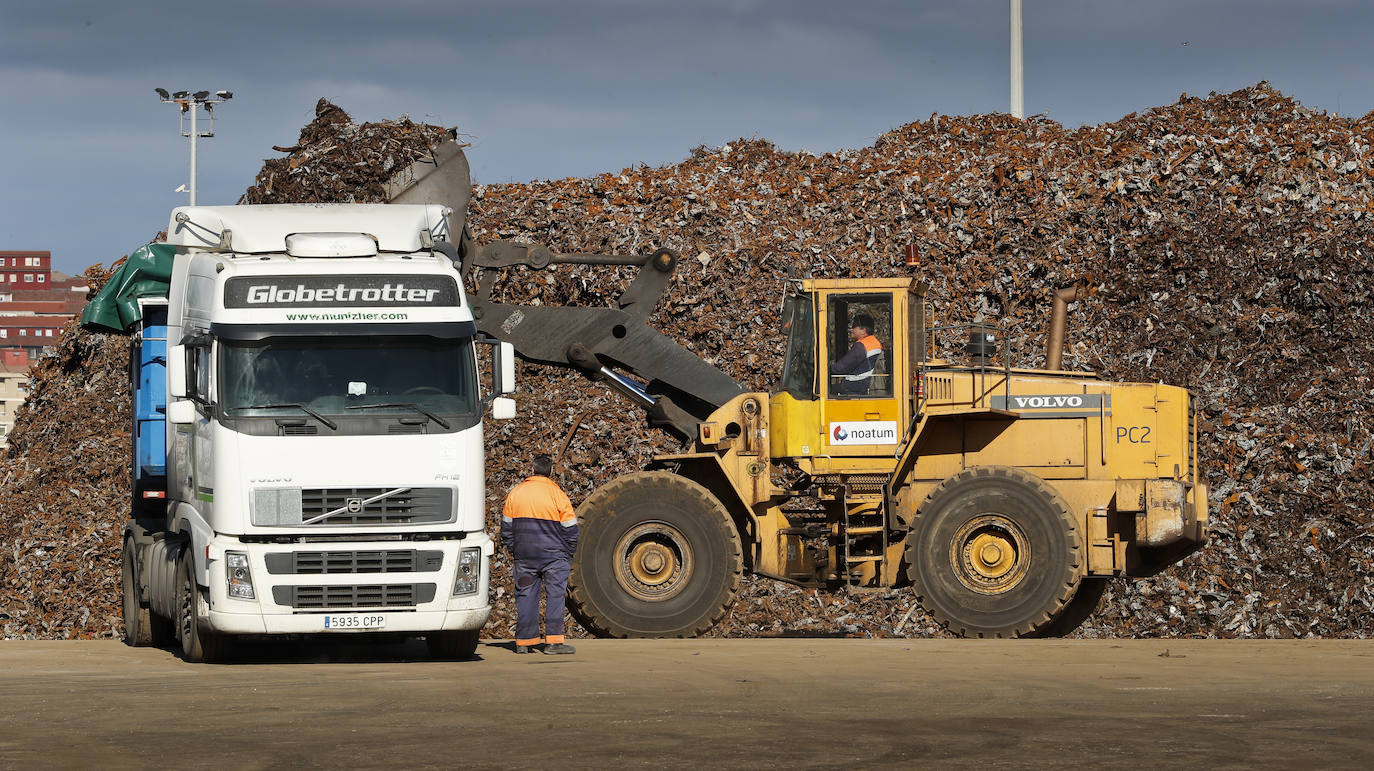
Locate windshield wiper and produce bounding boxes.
[228,403,338,431]
[346,402,452,429]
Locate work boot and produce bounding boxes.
[514,644,535,654]
[543,643,576,655]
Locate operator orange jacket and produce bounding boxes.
[501,475,579,561]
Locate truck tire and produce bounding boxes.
[120,538,152,647]
[568,471,742,638]
[427,629,480,660]
[906,466,1083,638]
[176,550,231,663]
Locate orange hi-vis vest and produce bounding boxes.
[501,475,579,561]
[842,334,883,382]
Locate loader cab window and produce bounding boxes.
[827,294,893,399]
[778,291,816,400]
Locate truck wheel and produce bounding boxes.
[427,630,480,660]
[120,538,152,647]
[568,471,742,638]
[177,549,231,663]
[906,466,1082,638]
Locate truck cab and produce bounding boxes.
[119,203,514,660]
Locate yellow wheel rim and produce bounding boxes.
[613,522,693,602]
[950,514,1031,595]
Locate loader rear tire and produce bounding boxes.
[1031,576,1109,638]
[120,538,152,647]
[568,471,742,638]
[906,466,1082,638]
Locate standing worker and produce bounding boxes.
[829,313,883,395]
[501,454,579,655]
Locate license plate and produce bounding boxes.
[323,614,386,630]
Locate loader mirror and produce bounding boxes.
[167,344,188,398]
[491,396,517,420]
[166,400,197,424]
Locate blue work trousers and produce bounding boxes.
[514,555,571,643]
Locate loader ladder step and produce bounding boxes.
[845,526,884,535]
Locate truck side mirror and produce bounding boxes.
[491,396,517,420]
[167,344,188,398]
[497,341,516,395]
[167,400,197,424]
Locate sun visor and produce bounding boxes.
[165,204,452,253]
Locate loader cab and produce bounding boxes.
[772,278,922,468]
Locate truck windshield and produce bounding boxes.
[219,336,477,418]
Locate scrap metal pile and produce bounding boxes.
[3,85,1372,640]
[0,266,130,638]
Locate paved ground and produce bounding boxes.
[0,638,1371,769]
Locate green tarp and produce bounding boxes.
[79,242,177,333]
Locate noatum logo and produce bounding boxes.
[224,275,459,309]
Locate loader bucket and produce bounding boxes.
[385,139,473,235]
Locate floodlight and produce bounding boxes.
[155,87,169,99]
[193,90,209,100]
[215,90,233,100]
[172,91,188,99]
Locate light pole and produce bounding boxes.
[1009,0,1024,119]
[155,88,233,206]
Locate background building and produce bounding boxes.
[0,348,31,447]
[0,250,90,448]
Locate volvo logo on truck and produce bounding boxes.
[224,275,459,308]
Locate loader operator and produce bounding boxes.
[829,313,883,395]
[501,454,579,655]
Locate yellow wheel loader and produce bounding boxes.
[390,141,1209,638]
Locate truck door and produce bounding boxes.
[820,292,905,457]
[184,337,215,519]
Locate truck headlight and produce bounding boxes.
[453,547,482,597]
[225,551,256,600]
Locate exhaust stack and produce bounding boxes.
[1045,286,1081,371]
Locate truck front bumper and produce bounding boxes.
[207,607,492,636]
[201,533,494,636]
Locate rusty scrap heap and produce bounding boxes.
[3,85,1373,640]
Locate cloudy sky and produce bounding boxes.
[3,0,1372,275]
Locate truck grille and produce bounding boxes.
[252,486,454,526]
[272,583,437,609]
[264,550,443,575]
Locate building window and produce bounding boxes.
[26,257,37,267]
[0,329,6,338]
[36,274,46,283]
[8,274,15,283]
[23,274,32,282]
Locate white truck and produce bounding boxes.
[104,202,514,661]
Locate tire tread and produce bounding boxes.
[906,465,1083,638]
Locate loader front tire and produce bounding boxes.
[906,466,1084,638]
[569,472,742,638]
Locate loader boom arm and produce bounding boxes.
[387,138,744,439]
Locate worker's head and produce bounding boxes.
[850,313,874,341]
[532,454,554,477]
